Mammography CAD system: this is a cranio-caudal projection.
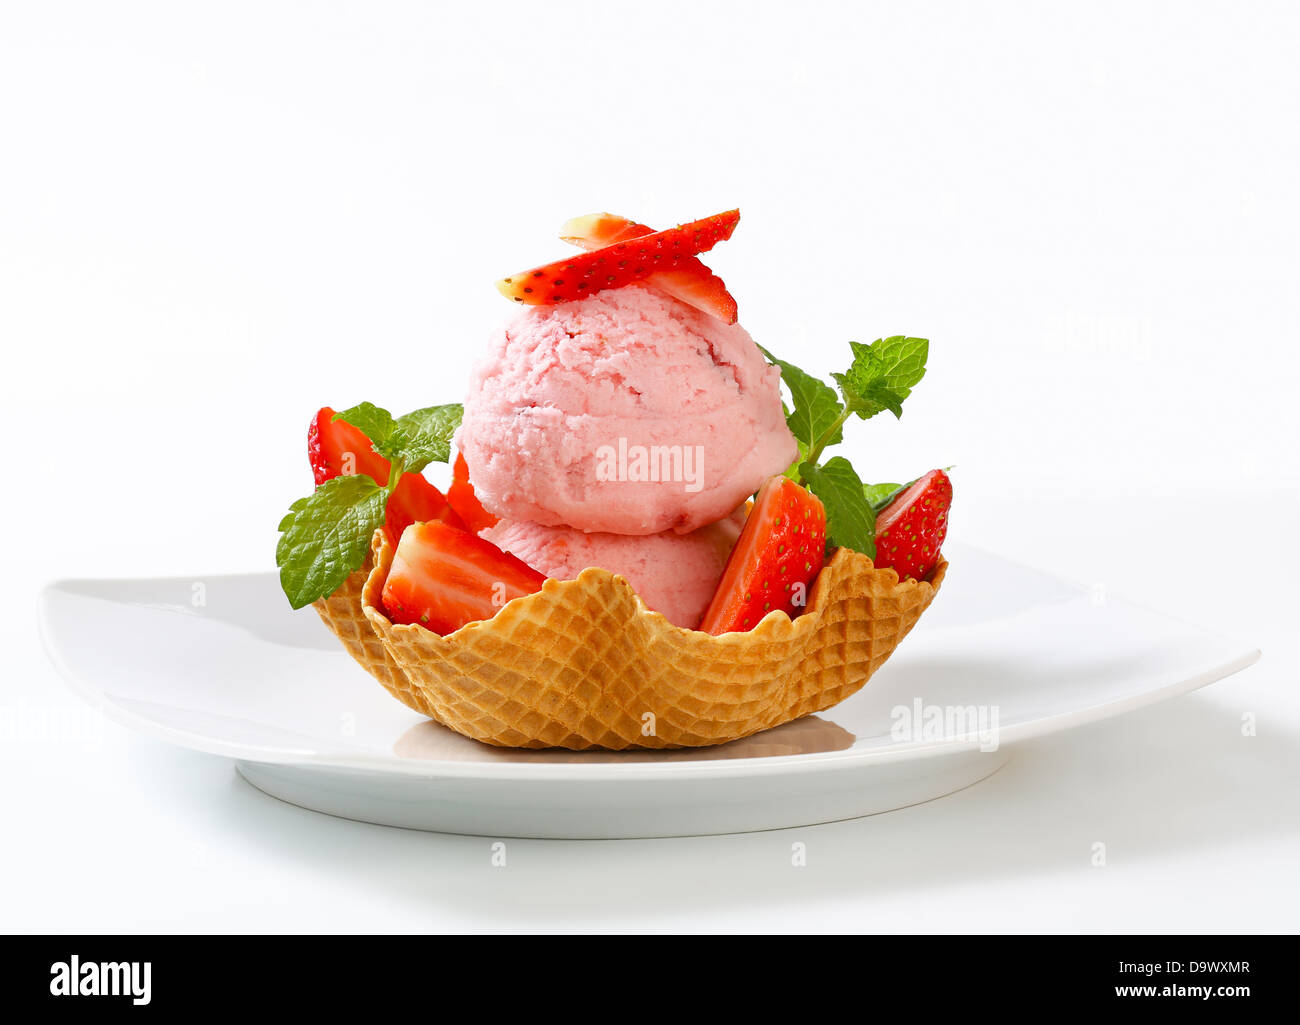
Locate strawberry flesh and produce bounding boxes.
[559,212,653,248]
[447,451,499,534]
[381,520,546,634]
[308,407,465,543]
[873,469,952,581]
[497,209,740,307]
[699,476,827,635]
[560,212,738,324]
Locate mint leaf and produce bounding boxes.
[800,456,876,558]
[758,345,845,450]
[276,475,388,609]
[832,336,928,420]
[863,481,904,510]
[390,404,462,474]
[333,403,398,460]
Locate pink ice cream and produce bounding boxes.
[481,509,745,629]
[456,287,796,535]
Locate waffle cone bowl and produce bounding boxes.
[313,529,946,751]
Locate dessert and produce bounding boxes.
[481,511,744,629]
[277,209,951,749]
[457,286,796,535]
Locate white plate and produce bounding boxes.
[39,543,1259,838]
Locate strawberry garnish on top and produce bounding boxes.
[559,213,738,324]
[699,476,828,635]
[308,407,464,543]
[447,451,499,534]
[872,469,952,581]
[381,519,546,635]
[496,209,740,309]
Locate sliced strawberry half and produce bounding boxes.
[447,451,499,534]
[873,469,952,581]
[496,209,740,308]
[699,476,828,635]
[381,520,546,634]
[386,472,464,542]
[308,407,465,543]
[559,212,739,324]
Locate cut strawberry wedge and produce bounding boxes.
[559,212,739,324]
[873,469,952,581]
[308,407,465,543]
[381,520,546,634]
[387,472,464,542]
[699,476,828,635]
[447,452,499,534]
[496,209,740,308]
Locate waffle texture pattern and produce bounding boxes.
[314,530,946,750]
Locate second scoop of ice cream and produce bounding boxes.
[457,287,797,535]
[480,512,744,630]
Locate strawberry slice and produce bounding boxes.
[559,212,739,324]
[559,212,653,248]
[308,407,465,543]
[447,452,499,534]
[873,469,952,581]
[387,473,464,542]
[699,476,828,635]
[381,520,546,634]
[496,209,740,308]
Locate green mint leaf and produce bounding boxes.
[800,456,876,558]
[390,403,463,475]
[758,345,845,449]
[862,481,904,510]
[832,336,928,420]
[333,403,399,460]
[276,475,388,610]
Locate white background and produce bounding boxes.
[2,1,1297,932]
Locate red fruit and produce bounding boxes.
[381,520,546,634]
[386,472,464,542]
[873,469,952,581]
[699,476,828,635]
[559,212,738,324]
[496,209,740,307]
[307,407,465,542]
[447,452,499,534]
[640,264,739,325]
[308,406,376,488]
[559,212,654,248]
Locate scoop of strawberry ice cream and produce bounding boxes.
[480,509,745,630]
[456,287,796,535]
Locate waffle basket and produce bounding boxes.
[313,529,946,750]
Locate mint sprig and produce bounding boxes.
[761,336,929,553]
[800,457,876,558]
[332,402,462,475]
[277,476,388,609]
[278,402,462,608]
[757,345,843,456]
[387,404,462,474]
[833,336,929,420]
[332,402,398,457]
